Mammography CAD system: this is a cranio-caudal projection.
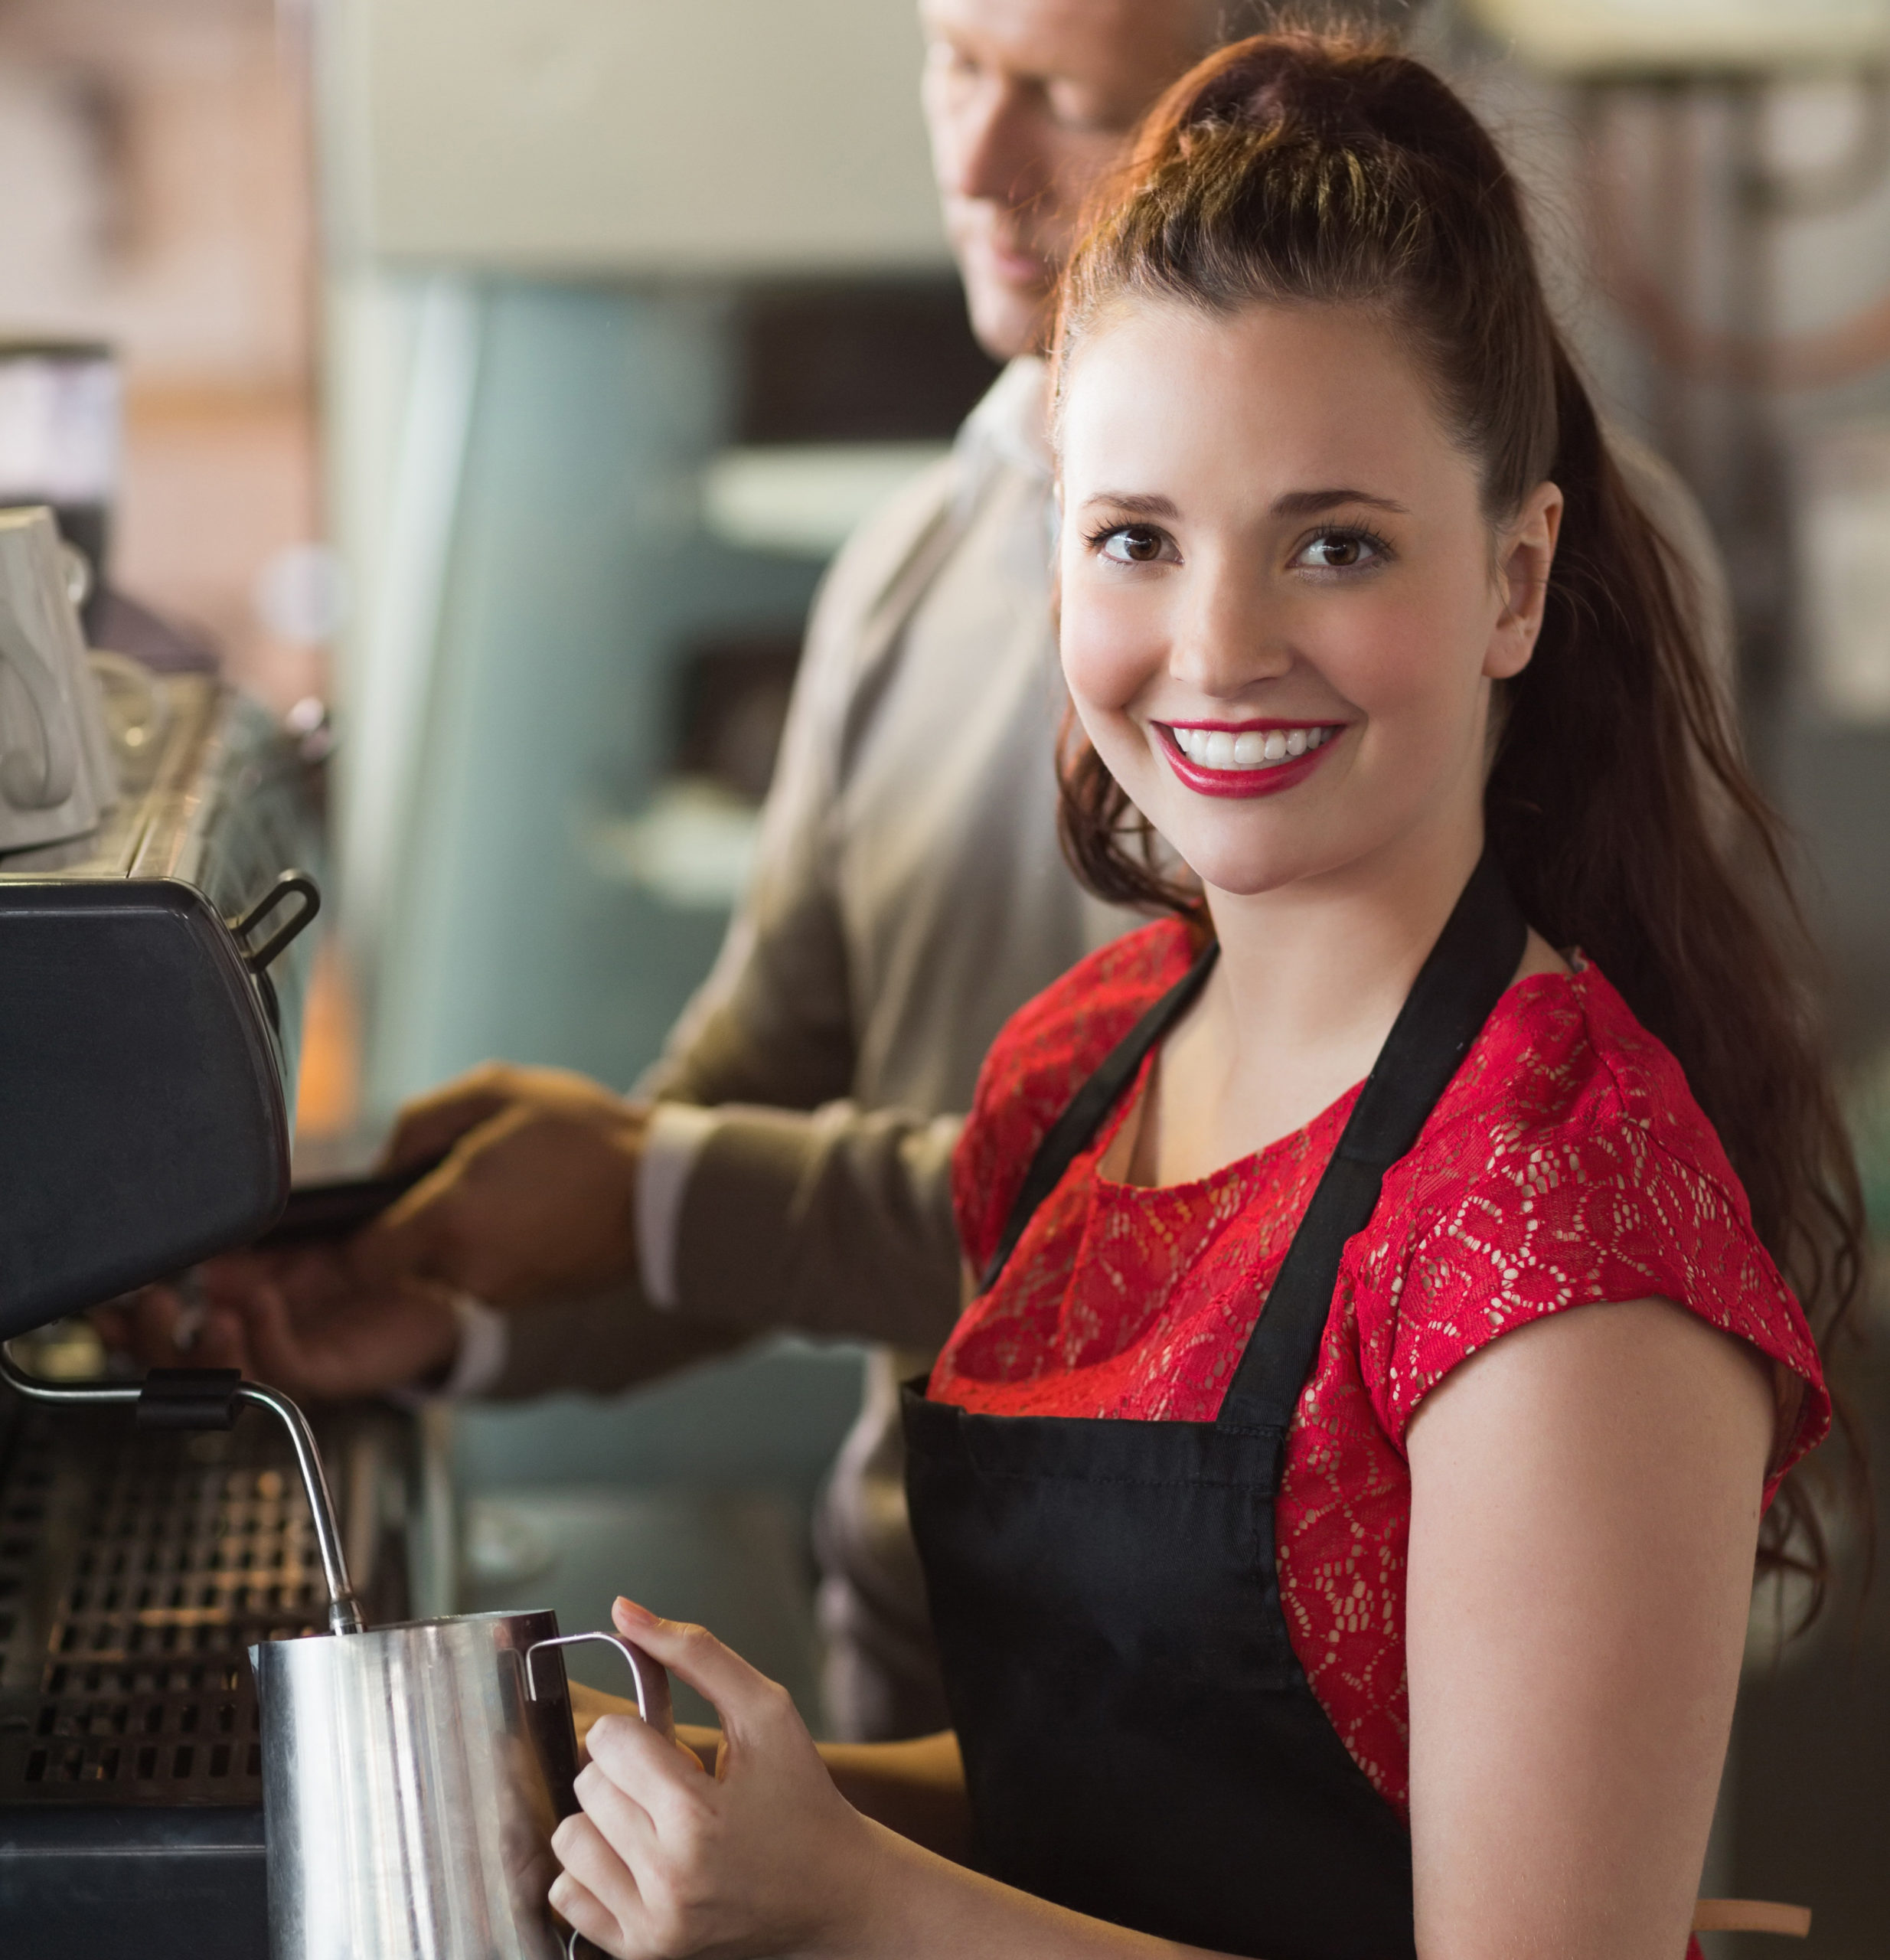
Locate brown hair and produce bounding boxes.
[1053,28,1866,1611]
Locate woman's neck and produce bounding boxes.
[1205,817,1487,1063]
[1119,813,1496,1189]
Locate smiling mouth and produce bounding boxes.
[1164,723,1340,772]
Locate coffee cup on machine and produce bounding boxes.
[0,505,118,853]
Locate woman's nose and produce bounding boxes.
[1168,573,1291,697]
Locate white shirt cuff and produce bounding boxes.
[637,1102,723,1310]
[394,1292,510,1405]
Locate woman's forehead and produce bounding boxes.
[1056,298,1471,505]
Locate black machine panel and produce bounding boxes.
[0,882,289,1336]
[0,674,322,1338]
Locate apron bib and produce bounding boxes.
[904,854,1526,1960]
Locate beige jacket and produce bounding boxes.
[494,359,1128,1399]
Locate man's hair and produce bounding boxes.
[1199,3,1425,51]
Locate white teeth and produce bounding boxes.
[1170,724,1334,773]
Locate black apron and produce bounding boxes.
[903,854,1526,1960]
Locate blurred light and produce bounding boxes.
[0,348,119,504]
[1466,0,1890,76]
[583,779,762,910]
[701,443,948,558]
[253,541,349,645]
[1800,420,1890,724]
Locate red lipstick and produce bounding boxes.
[1156,723,1343,800]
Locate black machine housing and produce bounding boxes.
[0,676,320,1339]
[0,671,352,1959]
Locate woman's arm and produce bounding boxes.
[820,1731,973,1860]
[553,1602,1249,1960]
[573,1681,974,1861]
[1405,1295,1774,1960]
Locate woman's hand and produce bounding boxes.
[567,1681,717,1773]
[550,1599,891,1960]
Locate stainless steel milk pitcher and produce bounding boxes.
[253,1614,671,1960]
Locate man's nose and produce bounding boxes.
[946,77,1049,209]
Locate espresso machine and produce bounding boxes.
[0,508,429,1958]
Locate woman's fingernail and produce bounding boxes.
[612,1596,654,1625]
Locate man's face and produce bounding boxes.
[919,0,1210,361]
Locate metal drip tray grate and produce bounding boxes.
[0,1393,406,1808]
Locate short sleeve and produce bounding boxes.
[1347,971,1831,1497]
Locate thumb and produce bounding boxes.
[350,1158,467,1289]
[610,1599,788,1748]
[380,1070,517,1171]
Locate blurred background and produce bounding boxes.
[4,0,1890,1945]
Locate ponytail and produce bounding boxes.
[1053,28,1866,1608]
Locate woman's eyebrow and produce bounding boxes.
[1079,492,1180,518]
[1273,488,1409,518]
[1079,488,1410,520]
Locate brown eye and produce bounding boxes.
[1296,529,1383,571]
[1100,525,1167,564]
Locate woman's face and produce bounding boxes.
[1057,299,1560,903]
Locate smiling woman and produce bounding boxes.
[548,28,1858,1960]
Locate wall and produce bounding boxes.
[0,0,325,707]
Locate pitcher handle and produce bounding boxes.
[526,1632,674,1742]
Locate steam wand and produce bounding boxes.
[0,1347,366,1635]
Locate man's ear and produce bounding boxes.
[1485,481,1564,681]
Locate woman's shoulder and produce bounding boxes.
[1360,961,1829,1476]
[1436,961,1745,1200]
[987,915,1196,1084]
[952,916,1193,1272]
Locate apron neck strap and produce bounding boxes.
[1216,851,1528,1432]
[978,936,1219,1296]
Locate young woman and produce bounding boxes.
[547,32,1858,1960]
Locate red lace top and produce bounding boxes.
[935,917,1830,1819]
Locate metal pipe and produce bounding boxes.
[0,1347,365,1634]
[236,1380,366,1635]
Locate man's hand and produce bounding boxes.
[91,1246,461,1402]
[354,1063,651,1305]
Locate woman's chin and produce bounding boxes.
[1171,839,1310,904]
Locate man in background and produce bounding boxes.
[132,0,1734,1741]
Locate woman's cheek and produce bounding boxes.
[1318,604,1466,744]
[1059,580,1162,717]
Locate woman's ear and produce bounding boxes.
[1485,481,1564,680]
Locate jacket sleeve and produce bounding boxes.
[671,1102,967,1348]
[494,462,969,1398]
[483,1284,754,1401]
[638,457,959,1115]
